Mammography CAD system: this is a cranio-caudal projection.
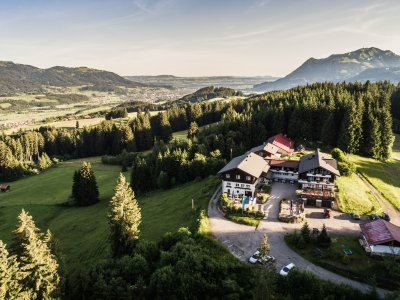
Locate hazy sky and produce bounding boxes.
[1,0,400,76]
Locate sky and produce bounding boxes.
[1,0,400,76]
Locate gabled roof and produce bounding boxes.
[360,219,400,245]
[298,151,340,176]
[269,159,300,169]
[249,142,279,155]
[218,153,269,178]
[267,133,295,153]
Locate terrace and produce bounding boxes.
[301,188,335,200]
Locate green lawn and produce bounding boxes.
[172,129,188,141]
[0,157,218,272]
[336,174,381,215]
[349,134,400,211]
[285,234,400,289]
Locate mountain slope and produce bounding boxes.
[254,47,400,92]
[0,61,141,96]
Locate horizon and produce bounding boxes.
[1,0,400,77]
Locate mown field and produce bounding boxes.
[349,134,400,211]
[0,157,218,272]
[336,174,381,215]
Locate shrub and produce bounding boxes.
[317,224,331,248]
[300,222,311,243]
[342,254,350,265]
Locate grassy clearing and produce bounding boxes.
[285,234,400,289]
[172,129,188,141]
[349,134,400,211]
[336,174,381,215]
[0,157,218,272]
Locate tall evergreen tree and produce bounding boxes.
[72,162,100,206]
[187,121,199,140]
[108,174,142,257]
[0,240,23,299]
[11,210,60,299]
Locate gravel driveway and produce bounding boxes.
[208,183,388,297]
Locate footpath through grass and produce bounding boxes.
[0,157,218,272]
[349,134,400,211]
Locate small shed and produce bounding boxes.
[359,219,400,256]
[0,184,11,192]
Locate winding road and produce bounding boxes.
[208,183,388,297]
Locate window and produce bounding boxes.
[246,176,251,181]
[226,182,231,186]
[226,174,230,179]
[241,184,244,187]
[236,175,241,180]
[246,184,250,188]
[235,183,239,187]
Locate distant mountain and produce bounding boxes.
[254,47,400,92]
[0,61,145,96]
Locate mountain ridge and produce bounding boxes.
[0,61,146,96]
[254,47,400,92]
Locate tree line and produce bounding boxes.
[198,81,395,161]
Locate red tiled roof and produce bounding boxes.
[360,219,400,245]
[269,159,299,169]
[267,133,295,153]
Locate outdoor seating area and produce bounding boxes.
[301,188,335,200]
[279,199,305,223]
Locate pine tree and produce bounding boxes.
[300,222,311,243]
[187,121,199,140]
[11,210,60,299]
[72,162,100,206]
[108,174,142,257]
[317,224,331,247]
[159,113,172,143]
[0,240,23,299]
[258,234,270,257]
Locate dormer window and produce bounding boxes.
[226,174,230,179]
[246,176,251,181]
[236,175,240,180]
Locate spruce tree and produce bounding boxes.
[72,162,99,206]
[108,174,142,256]
[187,121,199,140]
[11,210,60,299]
[0,241,23,299]
[258,234,270,257]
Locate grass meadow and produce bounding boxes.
[349,134,400,211]
[0,157,218,272]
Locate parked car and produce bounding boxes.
[280,263,295,276]
[381,212,390,221]
[369,214,380,221]
[351,213,360,220]
[259,255,276,264]
[249,251,261,264]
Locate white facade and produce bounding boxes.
[222,180,256,197]
[270,169,299,182]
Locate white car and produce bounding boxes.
[249,251,276,264]
[279,263,295,276]
[249,250,261,264]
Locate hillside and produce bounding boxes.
[254,47,400,91]
[0,61,144,96]
[173,86,243,105]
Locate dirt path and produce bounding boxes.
[355,172,400,226]
[208,183,388,298]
